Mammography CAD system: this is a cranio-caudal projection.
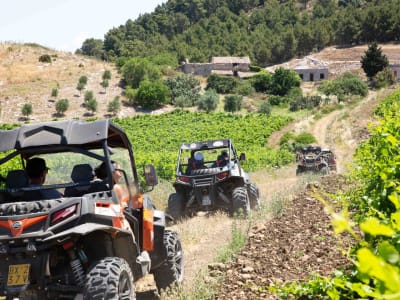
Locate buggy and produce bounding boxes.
[167,139,260,219]
[0,119,183,299]
[296,145,336,175]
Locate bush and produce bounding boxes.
[206,74,239,94]
[197,89,219,113]
[224,94,243,113]
[108,96,121,115]
[258,102,271,115]
[51,88,58,98]
[235,81,255,96]
[136,80,169,110]
[86,98,98,114]
[55,99,69,115]
[250,71,273,93]
[373,67,396,89]
[39,54,51,63]
[84,90,94,103]
[22,103,33,119]
[165,74,201,106]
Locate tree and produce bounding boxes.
[165,74,201,106]
[22,103,33,120]
[108,96,121,116]
[197,89,219,113]
[86,98,98,115]
[55,99,69,116]
[224,94,243,113]
[271,68,301,96]
[84,90,94,103]
[101,79,109,93]
[258,102,271,115]
[361,42,389,79]
[76,82,85,95]
[102,70,112,81]
[121,58,161,89]
[78,38,104,59]
[136,80,169,110]
[79,75,88,85]
[51,88,58,98]
[250,71,273,93]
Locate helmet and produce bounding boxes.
[194,152,204,161]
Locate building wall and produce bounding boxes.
[180,63,213,76]
[390,64,400,80]
[295,68,329,82]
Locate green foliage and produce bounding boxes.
[79,75,88,85]
[55,99,69,115]
[271,68,301,96]
[121,57,161,89]
[373,67,396,89]
[258,102,271,115]
[124,86,137,105]
[135,80,169,110]
[250,71,273,93]
[86,98,98,114]
[78,38,105,59]
[100,79,109,92]
[234,80,255,96]
[84,90,94,103]
[76,82,85,95]
[318,72,368,102]
[197,89,219,113]
[102,69,112,80]
[361,42,389,79]
[108,96,121,116]
[290,95,322,111]
[224,94,243,113]
[21,103,33,118]
[51,88,58,98]
[112,111,293,180]
[279,132,317,152]
[164,73,201,106]
[206,74,239,94]
[38,54,51,63]
[217,217,249,263]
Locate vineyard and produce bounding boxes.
[113,110,294,180]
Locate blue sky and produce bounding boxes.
[0,0,165,52]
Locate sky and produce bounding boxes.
[0,0,165,52]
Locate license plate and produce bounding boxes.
[7,264,30,286]
[202,195,211,206]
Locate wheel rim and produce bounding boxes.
[173,239,184,281]
[118,270,133,300]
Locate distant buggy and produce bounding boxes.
[167,139,260,219]
[296,145,337,175]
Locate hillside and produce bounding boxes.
[0,43,136,124]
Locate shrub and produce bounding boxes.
[51,88,58,98]
[136,80,169,110]
[22,103,33,119]
[373,67,396,89]
[206,74,238,94]
[258,102,271,115]
[165,74,201,106]
[39,54,51,63]
[197,89,219,113]
[224,94,243,113]
[108,96,121,116]
[55,99,69,115]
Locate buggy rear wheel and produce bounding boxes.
[167,193,185,221]
[152,230,184,291]
[231,186,250,216]
[84,257,135,300]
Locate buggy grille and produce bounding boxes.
[192,177,214,186]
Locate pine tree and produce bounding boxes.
[361,42,389,79]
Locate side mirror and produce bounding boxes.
[239,153,246,161]
[144,165,158,186]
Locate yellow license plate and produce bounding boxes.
[7,264,30,286]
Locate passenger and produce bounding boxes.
[94,161,130,207]
[186,152,206,174]
[216,150,229,167]
[26,157,62,199]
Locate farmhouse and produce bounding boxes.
[293,57,329,82]
[390,63,400,80]
[180,56,251,76]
